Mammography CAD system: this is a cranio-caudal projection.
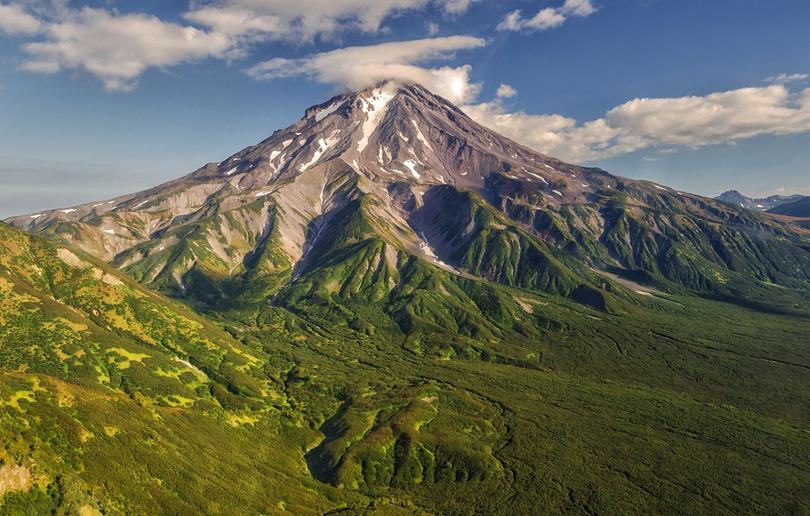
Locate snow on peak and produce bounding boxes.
[299,133,339,172]
[356,86,396,156]
[314,98,347,123]
[411,119,431,149]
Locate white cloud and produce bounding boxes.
[497,0,595,32]
[7,0,482,91]
[496,83,517,98]
[562,0,596,17]
[19,7,232,91]
[246,36,487,104]
[0,3,42,35]
[183,7,283,41]
[463,85,810,163]
[186,0,478,42]
[765,73,808,84]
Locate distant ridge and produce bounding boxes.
[715,189,805,211]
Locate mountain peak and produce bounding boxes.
[715,189,806,211]
[177,78,586,195]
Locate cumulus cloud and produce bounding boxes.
[4,0,483,91]
[463,85,810,163]
[765,73,808,84]
[186,0,478,42]
[246,36,487,104]
[20,7,231,91]
[0,3,43,35]
[496,83,517,98]
[497,0,596,32]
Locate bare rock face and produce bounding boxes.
[7,81,810,306]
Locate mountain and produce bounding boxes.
[3,83,810,513]
[8,82,810,314]
[715,189,805,211]
[769,196,810,217]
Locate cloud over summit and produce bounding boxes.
[246,36,487,104]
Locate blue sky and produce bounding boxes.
[1,0,809,217]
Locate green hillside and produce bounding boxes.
[3,220,810,514]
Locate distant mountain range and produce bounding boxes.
[768,196,810,217]
[715,189,807,211]
[2,82,810,513]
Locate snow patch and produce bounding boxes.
[101,229,116,235]
[552,190,563,197]
[224,166,240,176]
[403,159,420,179]
[653,184,667,191]
[255,191,272,198]
[418,231,458,273]
[411,119,431,148]
[29,214,42,219]
[299,134,337,172]
[61,209,76,214]
[528,172,548,184]
[314,99,347,123]
[133,200,149,209]
[356,87,395,155]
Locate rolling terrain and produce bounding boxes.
[2,82,810,514]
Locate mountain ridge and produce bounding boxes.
[768,195,810,217]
